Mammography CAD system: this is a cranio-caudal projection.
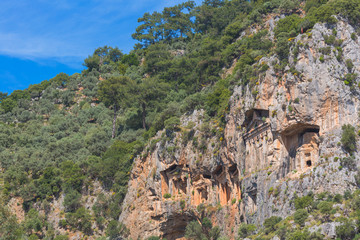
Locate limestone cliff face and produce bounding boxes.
[119,18,360,239]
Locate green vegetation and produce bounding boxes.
[351,32,358,40]
[346,59,354,72]
[183,203,223,240]
[0,198,23,239]
[318,201,332,220]
[238,223,256,238]
[180,199,186,209]
[288,105,294,112]
[294,194,314,211]
[341,156,357,170]
[163,193,172,199]
[98,76,135,138]
[106,221,129,240]
[239,190,360,239]
[0,0,360,238]
[336,220,356,240]
[264,216,282,233]
[343,73,358,90]
[294,209,308,226]
[341,124,356,153]
[185,217,221,240]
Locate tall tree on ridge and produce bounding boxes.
[163,1,195,40]
[132,11,164,47]
[98,76,134,138]
[0,92,7,103]
[137,78,168,130]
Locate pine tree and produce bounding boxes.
[98,76,134,138]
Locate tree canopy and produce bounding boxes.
[1,0,360,238]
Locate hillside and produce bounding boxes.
[1,0,360,239]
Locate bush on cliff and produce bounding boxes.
[294,209,309,226]
[264,216,282,234]
[185,217,221,240]
[336,220,356,240]
[238,223,256,238]
[341,124,356,154]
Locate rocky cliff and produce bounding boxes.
[119,17,360,239]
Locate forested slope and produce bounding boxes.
[0,0,360,239]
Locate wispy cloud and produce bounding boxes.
[0,0,202,68]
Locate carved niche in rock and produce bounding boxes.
[242,108,273,172]
[212,164,242,206]
[212,166,230,206]
[160,163,242,207]
[280,123,320,171]
[242,109,270,141]
[161,164,189,199]
[193,186,208,205]
[244,180,257,215]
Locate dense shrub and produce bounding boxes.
[351,195,360,210]
[341,156,357,170]
[264,216,282,233]
[185,217,221,240]
[163,193,171,199]
[318,201,332,220]
[294,209,309,226]
[346,59,354,72]
[164,116,181,131]
[336,220,356,240]
[274,14,302,39]
[341,124,356,153]
[106,221,129,239]
[333,194,343,203]
[294,195,314,211]
[66,207,92,234]
[238,223,256,238]
[287,230,310,240]
[205,79,231,119]
[63,190,82,212]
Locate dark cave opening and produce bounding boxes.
[229,164,238,176]
[213,165,223,176]
[203,174,211,179]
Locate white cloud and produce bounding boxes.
[0,0,203,68]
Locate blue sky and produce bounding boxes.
[0,0,202,93]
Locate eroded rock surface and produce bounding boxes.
[120,18,360,239]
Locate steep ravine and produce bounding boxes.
[119,18,360,239]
